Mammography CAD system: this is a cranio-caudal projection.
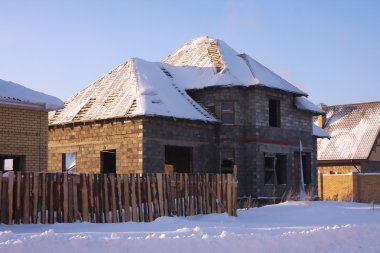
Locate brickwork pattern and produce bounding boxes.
[318,173,380,203]
[0,106,48,171]
[318,173,354,201]
[188,86,317,197]
[142,117,218,173]
[48,119,143,173]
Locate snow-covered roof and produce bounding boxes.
[0,79,64,111]
[312,124,330,138]
[163,36,307,96]
[49,36,318,125]
[317,101,380,161]
[49,58,216,125]
[295,97,326,115]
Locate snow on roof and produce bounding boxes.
[317,101,380,161]
[163,36,307,96]
[134,58,216,121]
[295,97,325,115]
[49,36,317,125]
[312,123,330,138]
[0,79,64,111]
[49,58,216,125]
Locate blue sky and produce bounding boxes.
[1,0,379,105]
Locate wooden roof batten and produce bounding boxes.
[207,40,225,73]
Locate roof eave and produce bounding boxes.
[0,99,49,111]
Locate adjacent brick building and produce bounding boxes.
[0,79,63,172]
[48,37,328,197]
[317,101,380,173]
[316,101,380,203]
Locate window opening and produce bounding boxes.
[264,153,287,184]
[100,149,116,174]
[62,152,76,172]
[221,149,235,173]
[165,146,193,173]
[269,99,280,127]
[0,155,23,172]
[221,102,235,124]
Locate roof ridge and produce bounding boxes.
[326,100,380,108]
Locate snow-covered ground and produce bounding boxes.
[1,201,380,253]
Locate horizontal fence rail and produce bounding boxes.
[0,172,237,225]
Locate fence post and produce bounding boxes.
[156,174,164,218]
[123,174,131,222]
[63,173,69,223]
[41,173,47,224]
[232,165,238,216]
[81,174,89,222]
[7,171,14,225]
[15,172,22,224]
[23,172,30,224]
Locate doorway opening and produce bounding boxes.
[100,149,116,173]
[165,146,193,173]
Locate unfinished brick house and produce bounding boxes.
[317,101,380,174]
[48,36,328,197]
[0,79,63,172]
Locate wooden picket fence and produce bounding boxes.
[0,171,237,225]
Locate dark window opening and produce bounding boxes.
[221,149,235,173]
[276,154,287,184]
[101,149,116,173]
[62,152,76,172]
[221,102,235,125]
[269,99,281,127]
[165,146,193,173]
[0,155,24,172]
[294,152,311,191]
[302,153,311,185]
[264,153,287,185]
[264,156,275,184]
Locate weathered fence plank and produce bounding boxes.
[123,174,131,222]
[109,174,117,223]
[131,174,138,222]
[81,174,89,222]
[147,174,153,222]
[0,171,237,224]
[116,175,123,222]
[41,173,47,224]
[88,174,95,223]
[7,172,14,225]
[156,174,164,217]
[48,173,54,224]
[136,174,143,222]
[14,172,22,224]
[23,172,30,224]
[63,173,69,223]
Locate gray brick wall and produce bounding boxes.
[142,117,218,173]
[188,86,317,197]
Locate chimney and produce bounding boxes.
[317,103,327,128]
